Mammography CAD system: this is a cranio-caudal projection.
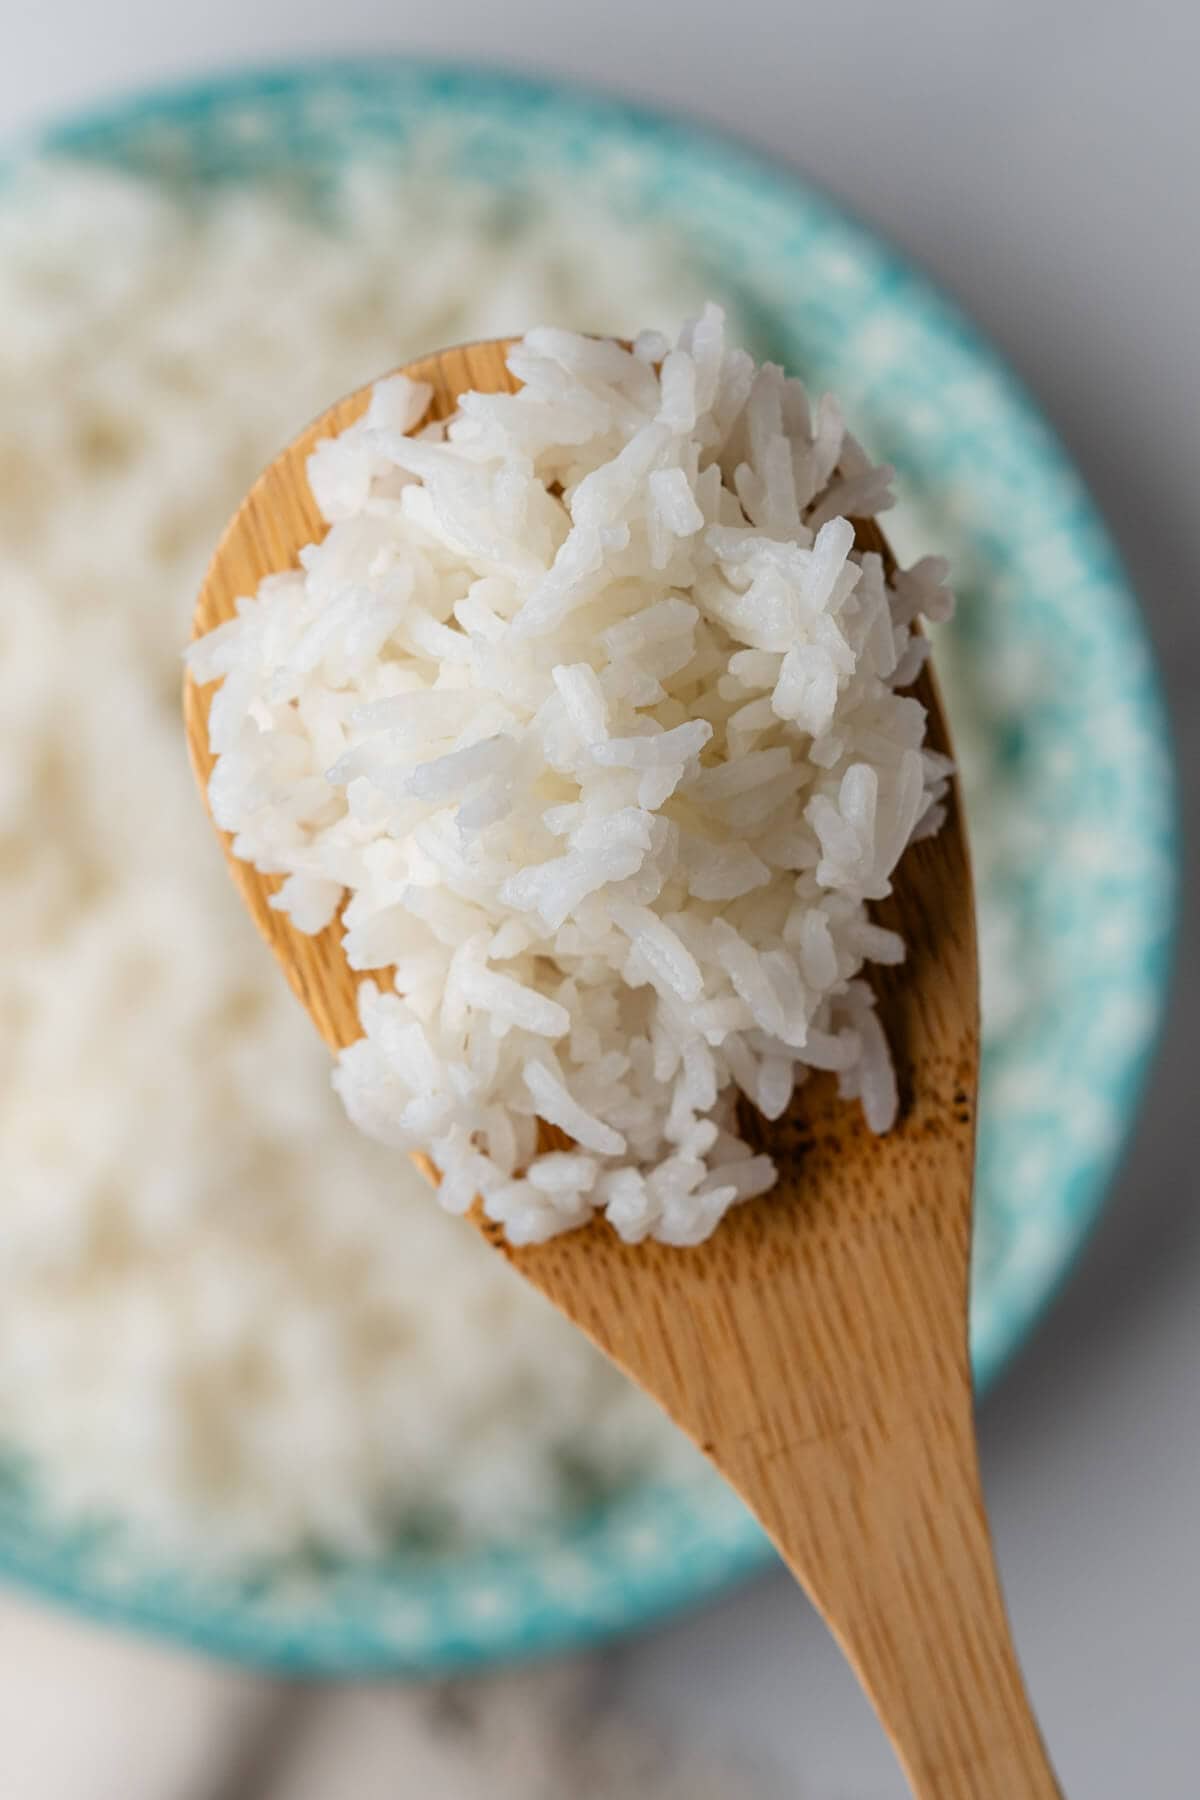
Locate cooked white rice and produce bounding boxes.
[192,312,953,1249]
[0,157,739,1563]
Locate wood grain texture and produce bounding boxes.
[186,340,1061,1798]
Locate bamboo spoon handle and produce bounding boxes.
[689,1158,1061,1800]
[738,1404,1060,1797]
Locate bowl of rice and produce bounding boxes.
[0,60,1177,1673]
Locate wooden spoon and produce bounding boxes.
[185,340,1061,1799]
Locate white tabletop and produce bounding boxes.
[2,4,1197,1795]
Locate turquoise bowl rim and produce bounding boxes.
[0,56,1179,1675]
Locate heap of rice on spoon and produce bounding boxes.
[191,307,953,1246]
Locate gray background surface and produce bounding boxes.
[1,3,1196,1794]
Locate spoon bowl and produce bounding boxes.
[186,339,1061,1799]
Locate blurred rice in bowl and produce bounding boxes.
[0,62,1175,1672]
